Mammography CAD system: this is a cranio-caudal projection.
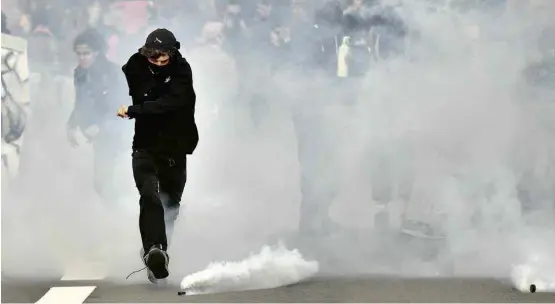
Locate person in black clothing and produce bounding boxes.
[67,29,126,204]
[118,28,198,283]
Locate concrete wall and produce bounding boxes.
[2,34,30,181]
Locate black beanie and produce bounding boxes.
[144,28,180,52]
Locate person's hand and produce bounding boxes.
[83,124,100,143]
[117,105,128,118]
[67,127,79,148]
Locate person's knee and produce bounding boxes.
[139,178,160,202]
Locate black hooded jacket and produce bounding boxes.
[121,51,199,157]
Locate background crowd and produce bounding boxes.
[2,0,555,242]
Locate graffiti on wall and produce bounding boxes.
[2,33,30,179]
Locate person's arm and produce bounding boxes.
[67,97,80,128]
[101,65,128,119]
[127,63,195,117]
[121,63,141,103]
[67,69,84,128]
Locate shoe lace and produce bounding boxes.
[125,266,147,280]
[126,245,168,280]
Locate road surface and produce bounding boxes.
[3,275,555,303]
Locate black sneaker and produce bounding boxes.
[142,245,169,280]
[139,248,159,283]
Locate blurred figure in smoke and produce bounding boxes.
[312,0,343,75]
[273,0,348,239]
[17,13,33,36]
[155,0,206,51]
[364,1,407,60]
[364,1,410,233]
[339,0,412,235]
[517,2,555,223]
[84,0,121,60]
[20,10,60,71]
[2,11,11,34]
[338,0,373,78]
[188,21,238,129]
[240,0,280,128]
[66,29,127,205]
[222,0,249,57]
[523,31,555,89]
[103,0,156,64]
[338,0,406,78]
[118,28,198,283]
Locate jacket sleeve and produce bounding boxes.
[100,66,128,122]
[127,63,195,118]
[122,63,138,99]
[67,69,83,128]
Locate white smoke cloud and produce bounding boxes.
[2,0,555,289]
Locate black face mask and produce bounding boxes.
[148,62,171,75]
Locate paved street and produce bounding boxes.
[3,275,555,303]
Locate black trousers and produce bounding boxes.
[132,149,187,252]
